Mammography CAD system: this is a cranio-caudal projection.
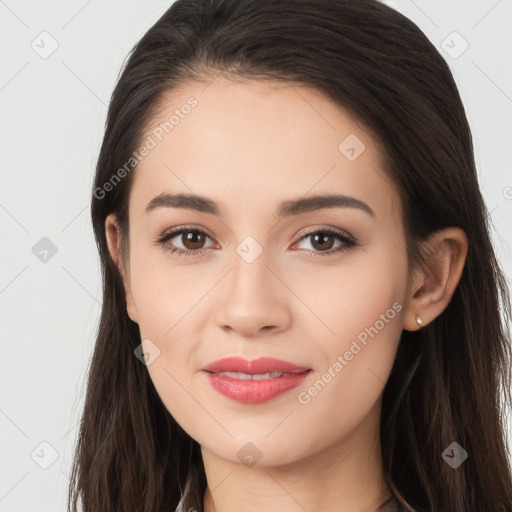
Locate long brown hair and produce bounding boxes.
[68,1,512,510]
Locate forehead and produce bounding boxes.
[129,77,399,222]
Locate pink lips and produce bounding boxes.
[201,356,312,404]
[202,356,310,374]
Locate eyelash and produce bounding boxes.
[155,226,357,259]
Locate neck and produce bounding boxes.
[201,400,390,512]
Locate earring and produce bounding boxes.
[416,314,422,326]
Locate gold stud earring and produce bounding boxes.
[416,314,422,326]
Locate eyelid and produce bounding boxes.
[293,225,355,242]
[158,224,354,242]
[156,225,218,249]
[158,224,217,242]
[156,224,357,256]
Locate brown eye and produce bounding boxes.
[293,228,356,258]
[309,232,336,251]
[180,230,207,250]
[156,228,215,256]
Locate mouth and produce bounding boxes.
[201,356,311,375]
[201,357,312,404]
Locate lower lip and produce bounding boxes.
[204,371,311,404]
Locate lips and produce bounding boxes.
[201,356,312,404]
[201,356,310,375]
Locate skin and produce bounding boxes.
[105,76,468,512]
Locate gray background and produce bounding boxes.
[0,0,511,510]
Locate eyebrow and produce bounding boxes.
[145,192,375,218]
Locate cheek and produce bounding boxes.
[127,247,210,429]
[287,286,404,459]
[288,242,407,350]
[128,243,204,339]
[291,246,406,415]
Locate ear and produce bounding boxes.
[403,227,468,331]
[105,213,139,324]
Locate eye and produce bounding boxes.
[292,228,356,258]
[155,227,215,257]
[155,226,357,258]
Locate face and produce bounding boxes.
[110,77,412,467]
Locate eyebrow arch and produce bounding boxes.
[145,192,375,218]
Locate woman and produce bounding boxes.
[68,0,512,511]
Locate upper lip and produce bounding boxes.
[202,356,311,375]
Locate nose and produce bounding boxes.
[214,250,292,338]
